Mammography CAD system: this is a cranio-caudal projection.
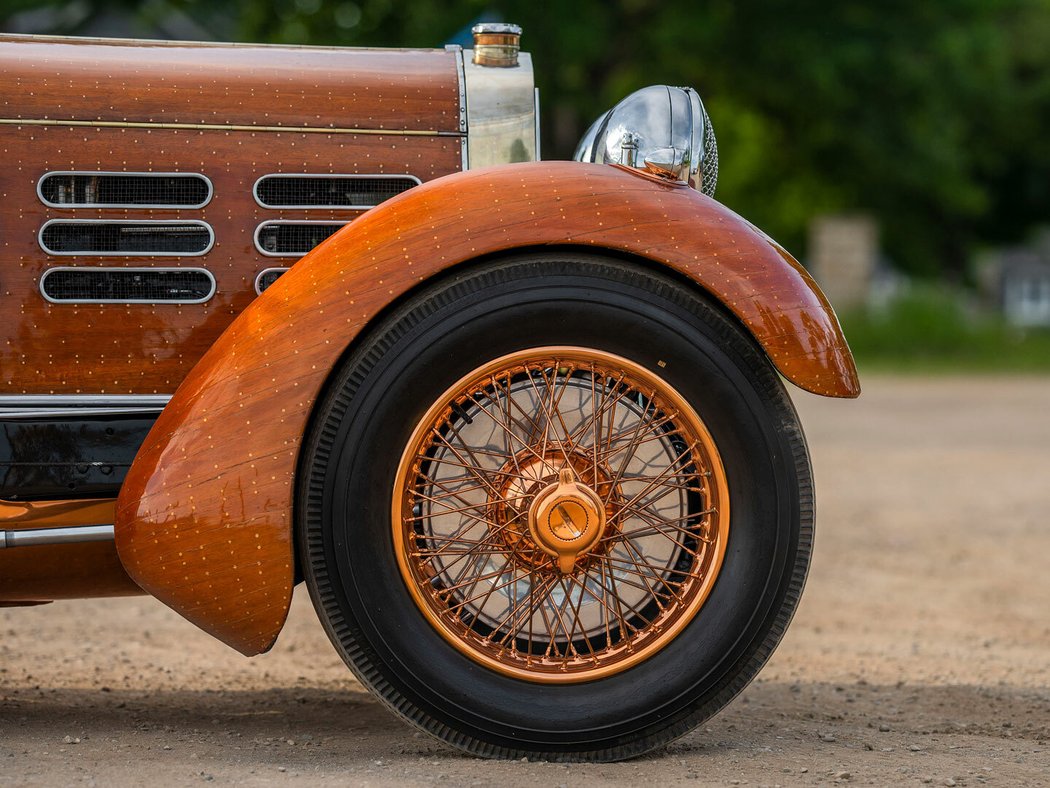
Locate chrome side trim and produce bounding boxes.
[0,118,463,137]
[37,171,214,209]
[0,407,164,419]
[455,46,468,170]
[447,44,468,134]
[453,46,469,170]
[462,50,537,168]
[0,524,114,549]
[254,267,290,295]
[0,394,171,419]
[0,394,172,406]
[39,266,217,304]
[252,173,422,210]
[0,31,458,54]
[38,219,215,257]
[534,87,542,161]
[253,220,350,258]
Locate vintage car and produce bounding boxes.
[0,24,859,761]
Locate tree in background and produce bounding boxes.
[3,0,1050,281]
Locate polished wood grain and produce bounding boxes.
[0,34,463,395]
[1,497,117,528]
[0,541,141,601]
[116,161,859,656]
[0,35,461,132]
[0,498,142,601]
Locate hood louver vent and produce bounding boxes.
[40,267,216,304]
[255,221,347,256]
[254,174,419,209]
[40,220,214,256]
[38,172,212,208]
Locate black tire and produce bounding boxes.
[298,253,813,762]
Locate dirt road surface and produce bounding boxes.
[2,375,1048,786]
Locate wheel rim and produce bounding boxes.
[392,347,729,683]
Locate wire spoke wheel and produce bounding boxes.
[393,347,729,682]
[300,255,813,761]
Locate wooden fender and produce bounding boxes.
[116,161,859,655]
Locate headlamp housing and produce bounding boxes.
[574,85,718,197]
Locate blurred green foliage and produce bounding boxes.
[3,0,1050,282]
[842,287,1050,371]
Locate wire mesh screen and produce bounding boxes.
[254,175,417,208]
[39,173,211,207]
[256,222,346,256]
[40,222,213,255]
[701,108,718,198]
[255,268,288,293]
[41,268,215,303]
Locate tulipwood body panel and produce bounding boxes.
[0,498,142,601]
[116,161,859,656]
[0,35,461,132]
[0,541,140,601]
[0,34,463,395]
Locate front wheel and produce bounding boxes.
[299,253,813,761]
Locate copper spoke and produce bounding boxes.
[594,412,680,458]
[466,388,549,467]
[431,428,506,501]
[604,553,691,598]
[421,515,528,578]
[605,536,667,609]
[596,558,657,626]
[490,570,557,649]
[613,441,700,514]
[445,562,523,614]
[601,390,662,505]
[589,365,601,488]
[421,453,538,484]
[564,371,629,448]
[409,480,489,513]
[410,491,492,526]
[614,504,709,558]
[524,363,578,465]
[591,559,627,645]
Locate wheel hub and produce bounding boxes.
[528,467,606,573]
[490,448,618,570]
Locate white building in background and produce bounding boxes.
[1000,251,1050,327]
[807,215,878,311]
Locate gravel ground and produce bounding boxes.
[2,375,1048,786]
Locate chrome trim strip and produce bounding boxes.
[0,407,164,419]
[252,173,422,210]
[38,219,215,257]
[450,44,468,134]
[534,87,542,161]
[0,524,114,549]
[0,31,455,54]
[254,267,290,296]
[0,394,172,406]
[39,266,217,304]
[253,220,349,258]
[0,118,463,137]
[37,170,214,209]
[462,50,537,168]
[455,46,469,170]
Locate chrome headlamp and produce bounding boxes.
[574,85,718,197]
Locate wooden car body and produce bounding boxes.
[0,33,856,655]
